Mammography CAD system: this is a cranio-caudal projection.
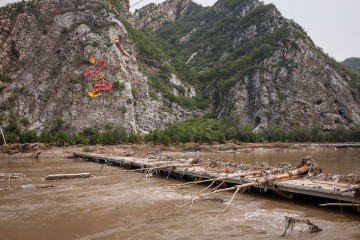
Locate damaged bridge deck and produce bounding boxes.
[73,152,360,204]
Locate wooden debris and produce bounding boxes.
[45,173,91,180]
[177,171,262,186]
[1,184,55,191]
[99,164,106,172]
[0,143,51,154]
[179,156,317,213]
[0,173,26,179]
[319,203,360,207]
[33,151,42,158]
[282,216,322,236]
[122,163,206,173]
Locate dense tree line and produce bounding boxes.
[1,114,360,145]
[1,115,140,146]
[144,114,360,145]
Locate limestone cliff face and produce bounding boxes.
[0,0,195,133]
[225,37,360,131]
[208,2,360,131]
[135,0,360,131]
[132,0,203,31]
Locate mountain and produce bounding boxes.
[132,0,204,30]
[1,0,360,136]
[133,0,360,131]
[0,0,198,134]
[342,57,360,74]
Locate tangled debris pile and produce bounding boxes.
[0,143,52,154]
[308,173,360,185]
[160,157,320,215]
[177,157,306,178]
[0,173,26,180]
[282,216,322,236]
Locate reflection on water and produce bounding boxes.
[0,152,359,240]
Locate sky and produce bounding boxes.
[1,0,359,61]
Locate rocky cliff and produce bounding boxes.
[135,0,360,131]
[132,0,204,31]
[1,0,360,136]
[0,0,197,134]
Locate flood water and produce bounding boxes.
[0,149,359,240]
[193,148,360,175]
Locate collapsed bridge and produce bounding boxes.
[73,152,360,208]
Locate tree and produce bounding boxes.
[19,130,38,143]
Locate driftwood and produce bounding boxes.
[282,216,322,236]
[319,203,360,207]
[177,171,262,186]
[0,173,26,179]
[121,164,206,173]
[45,173,91,180]
[1,184,55,191]
[178,156,316,213]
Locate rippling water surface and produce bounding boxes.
[0,149,359,239]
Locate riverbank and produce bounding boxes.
[1,142,360,159]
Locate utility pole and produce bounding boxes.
[0,127,6,145]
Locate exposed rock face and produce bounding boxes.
[135,0,360,131]
[227,38,360,131]
[0,0,196,133]
[132,0,203,31]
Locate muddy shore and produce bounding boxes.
[1,142,360,159]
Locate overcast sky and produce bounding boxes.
[1,0,359,61]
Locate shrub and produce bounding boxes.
[19,130,38,143]
[102,125,128,145]
[39,130,55,143]
[0,72,12,83]
[114,80,125,91]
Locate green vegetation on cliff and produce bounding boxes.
[122,20,166,66]
[121,19,210,109]
[139,1,297,112]
[342,57,360,74]
[132,0,360,131]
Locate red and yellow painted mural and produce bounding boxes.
[84,56,112,97]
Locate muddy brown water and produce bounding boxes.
[194,148,360,175]
[1,149,359,240]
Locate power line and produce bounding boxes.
[130,0,146,8]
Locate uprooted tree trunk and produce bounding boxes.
[178,156,318,213]
[177,171,262,187]
[45,173,92,180]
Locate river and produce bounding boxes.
[0,149,359,239]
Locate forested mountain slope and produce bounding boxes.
[134,0,360,131]
[342,57,360,74]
